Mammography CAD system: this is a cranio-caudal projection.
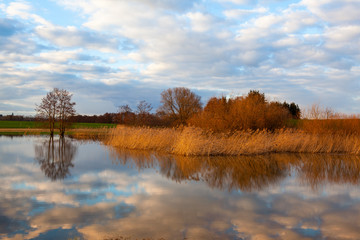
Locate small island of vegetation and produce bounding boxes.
[106,88,360,156]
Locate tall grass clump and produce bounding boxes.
[272,129,360,154]
[106,126,360,156]
[106,125,180,152]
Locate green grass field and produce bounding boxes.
[0,121,117,129]
[0,121,43,128]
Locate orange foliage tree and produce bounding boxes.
[189,90,291,132]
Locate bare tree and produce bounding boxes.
[35,88,76,136]
[35,90,58,136]
[305,103,335,119]
[158,87,202,125]
[136,100,153,115]
[55,89,76,136]
[136,100,153,126]
[116,104,135,125]
[118,104,132,114]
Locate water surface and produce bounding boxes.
[0,136,360,239]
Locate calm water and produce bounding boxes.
[1,136,360,239]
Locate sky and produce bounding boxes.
[0,0,359,116]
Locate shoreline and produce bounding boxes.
[0,128,110,138]
[3,126,360,156]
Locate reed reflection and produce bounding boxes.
[296,154,360,190]
[35,136,77,181]
[109,148,360,192]
[109,148,291,191]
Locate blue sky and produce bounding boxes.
[0,0,359,115]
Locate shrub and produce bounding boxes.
[189,90,290,132]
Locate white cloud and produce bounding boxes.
[6,1,50,25]
[37,50,97,63]
[224,7,267,19]
[254,14,281,28]
[273,36,301,47]
[324,25,360,56]
[301,0,360,25]
[35,25,120,52]
[281,10,319,33]
[186,12,216,32]
[6,1,32,17]
[219,0,253,4]
[325,25,360,43]
[61,0,199,14]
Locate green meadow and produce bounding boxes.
[0,121,42,128]
[0,121,116,129]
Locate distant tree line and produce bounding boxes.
[68,113,117,124]
[0,114,36,121]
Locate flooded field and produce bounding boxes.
[1,136,360,239]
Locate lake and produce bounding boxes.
[0,136,360,239]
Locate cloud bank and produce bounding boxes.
[0,0,359,115]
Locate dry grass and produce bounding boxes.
[106,125,180,152]
[300,118,360,134]
[105,126,360,156]
[68,127,112,140]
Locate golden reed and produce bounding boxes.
[105,126,360,156]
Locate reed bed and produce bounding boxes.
[105,126,360,156]
[106,125,180,152]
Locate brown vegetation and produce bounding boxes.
[104,92,360,156]
[41,89,300,130]
[31,88,360,156]
[158,87,202,126]
[105,126,360,156]
[300,118,360,134]
[188,90,299,132]
[69,113,117,124]
[298,103,360,133]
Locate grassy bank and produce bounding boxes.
[0,128,112,138]
[0,121,115,137]
[106,126,360,156]
[0,120,116,129]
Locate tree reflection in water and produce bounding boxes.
[109,147,360,192]
[35,136,77,181]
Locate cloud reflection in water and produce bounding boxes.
[0,136,359,239]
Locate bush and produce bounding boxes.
[189,91,290,132]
